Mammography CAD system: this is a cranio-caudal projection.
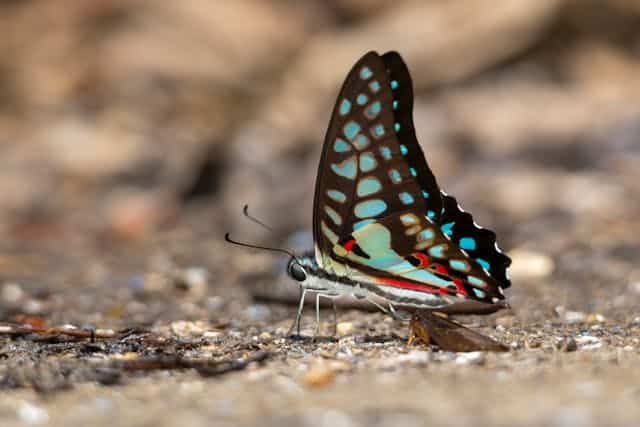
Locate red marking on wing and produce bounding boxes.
[435,265,448,275]
[412,252,429,268]
[376,277,450,295]
[453,278,468,296]
[343,239,356,252]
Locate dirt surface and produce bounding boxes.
[1,1,640,426]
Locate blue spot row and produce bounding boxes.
[379,146,392,160]
[339,99,351,116]
[360,67,372,80]
[390,80,399,90]
[409,167,417,177]
[394,123,401,132]
[334,138,350,153]
[357,94,368,106]
[392,100,399,110]
[344,121,360,140]
[476,258,490,271]
[459,237,476,250]
[359,152,377,172]
[331,157,357,179]
[399,192,414,205]
[441,222,455,236]
[399,144,408,156]
[371,124,385,138]
[353,218,375,231]
[354,199,387,218]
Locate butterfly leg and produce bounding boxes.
[366,296,391,315]
[287,286,307,337]
[314,293,321,338]
[313,294,337,338]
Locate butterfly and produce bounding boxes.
[230,51,511,336]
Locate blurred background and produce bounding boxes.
[0,0,639,327]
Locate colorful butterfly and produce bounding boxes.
[231,51,512,336]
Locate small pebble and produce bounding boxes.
[508,249,554,279]
[558,337,578,352]
[170,321,205,337]
[1,282,24,304]
[303,365,335,388]
[259,331,272,340]
[586,313,606,324]
[455,351,485,365]
[18,402,49,426]
[575,335,602,350]
[336,322,354,336]
[174,267,209,297]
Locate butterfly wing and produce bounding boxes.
[312,51,510,306]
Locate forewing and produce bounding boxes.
[312,51,509,304]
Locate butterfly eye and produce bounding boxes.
[288,261,307,282]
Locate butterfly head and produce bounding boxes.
[285,253,322,289]
[286,257,307,282]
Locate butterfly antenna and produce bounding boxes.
[224,233,296,259]
[242,204,273,231]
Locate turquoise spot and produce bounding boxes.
[379,146,392,160]
[359,152,377,172]
[441,222,455,236]
[354,199,387,218]
[421,190,429,199]
[339,99,351,116]
[390,80,399,90]
[450,260,468,272]
[360,67,372,80]
[473,288,487,299]
[353,134,369,150]
[331,157,357,179]
[344,121,360,140]
[404,269,455,288]
[410,167,417,177]
[394,123,401,132]
[459,237,476,250]
[427,210,436,219]
[389,169,402,184]
[334,138,351,153]
[369,80,381,93]
[392,100,399,110]
[476,258,490,271]
[417,229,433,241]
[357,177,382,197]
[325,206,342,226]
[400,144,408,156]
[371,124,385,138]
[327,190,346,203]
[399,192,414,205]
[428,244,447,258]
[353,219,375,231]
[400,214,419,226]
[365,101,381,120]
[357,94,368,105]
[468,276,487,287]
